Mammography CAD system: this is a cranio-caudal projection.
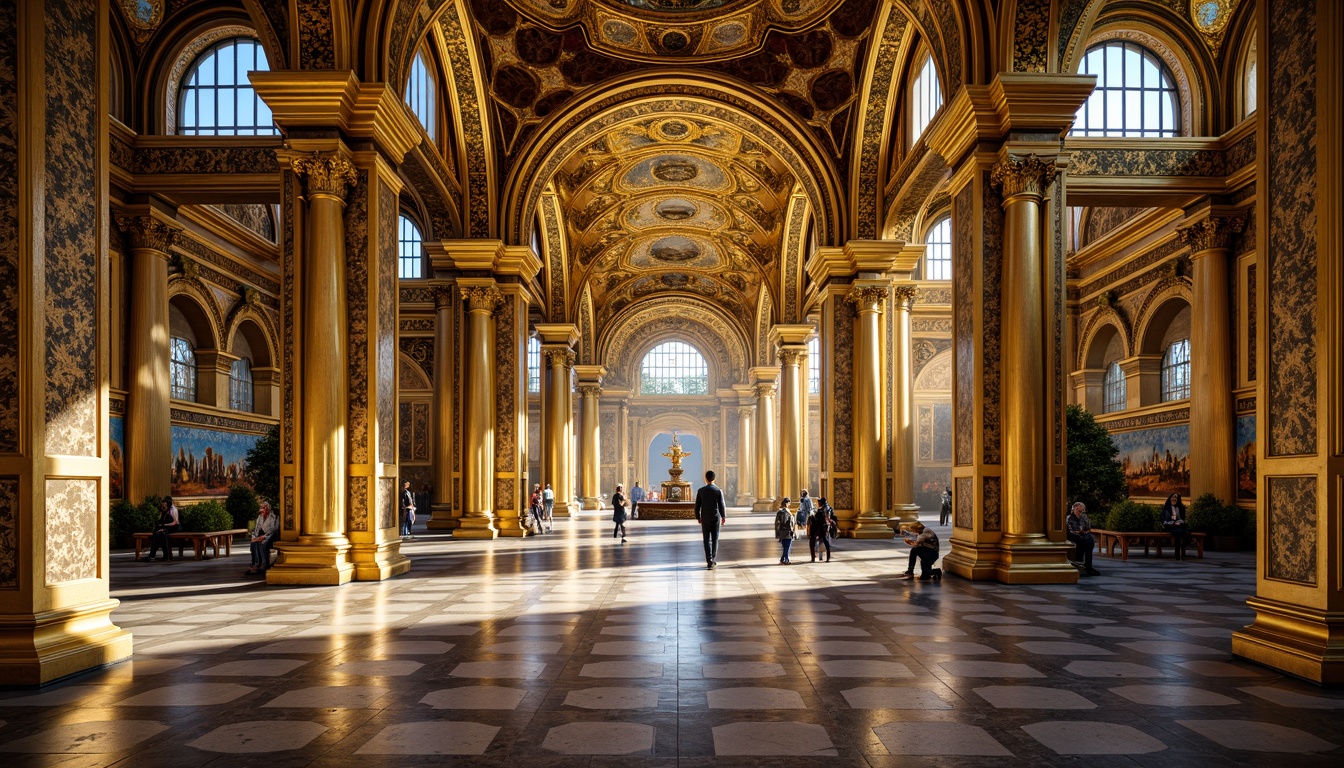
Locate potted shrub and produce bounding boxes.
[1187,493,1249,551]
[110,498,158,549]
[225,485,260,530]
[181,500,233,533]
[1106,500,1160,532]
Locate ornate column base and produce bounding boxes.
[1233,597,1344,685]
[736,494,755,506]
[890,503,921,525]
[942,539,1004,581]
[495,515,532,537]
[551,502,577,519]
[0,601,133,687]
[581,496,603,511]
[454,516,499,539]
[266,535,355,586]
[426,503,461,531]
[349,542,411,581]
[752,498,776,513]
[850,515,896,539]
[991,540,1078,584]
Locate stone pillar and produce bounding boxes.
[847,282,892,538]
[270,151,358,585]
[456,281,502,539]
[0,0,134,685]
[1233,0,1344,684]
[751,367,779,512]
[890,284,920,524]
[428,286,458,530]
[116,206,179,503]
[734,386,756,506]
[575,365,606,510]
[1180,209,1244,503]
[536,324,579,518]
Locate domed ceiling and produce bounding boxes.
[554,114,796,332]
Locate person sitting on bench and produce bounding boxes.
[246,500,279,575]
[145,497,180,562]
[1067,501,1101,576]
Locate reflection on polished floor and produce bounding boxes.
[1,512,1342,765]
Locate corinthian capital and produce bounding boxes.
[460,285,503,313]
[576,384,603,399]
[542,347,576,369]
[1177,215,1246,254]
[292,151,358,199]
[432,285,454,309]
[990,153,1059,200]
[116,214,181,254]
[845,284,888,310]
[892,285,920,309]
[778,347,808,366]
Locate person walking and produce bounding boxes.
[694,470,727,569]
[541,483,555,533]
[145,496,180,562]
[808,497,832,562]
[630,481,645,519]
[898,522,941,581]
[939,486,952,526]
[1161,493,1190,560]
[775,498,797,564]
[611,484,628,543]
[1067,501,1101,576]
[795,489,813,537]
[529,483,545,534]
[400,480,417,541]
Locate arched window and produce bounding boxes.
[1242,38,1257,117]
[1161,338,1191,401]
[398,214,424,279]
[807,336,820,395]
[1102,361,1126,414]
[229,357,254,411]
[177,37,277,135]
[527,337,541,394]
[1073,41,1179,137]
[923,216,952,280]
[170,336,197,401]
[405,47,437,143]
[640,341,709,395]
[909,51,942,144]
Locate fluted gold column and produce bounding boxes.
[734,386,756,506]
[428,286,458,530]
[1180,210,1244,503]
[116,207,179,503]
[847,283,892,538]
[751,367,779,512]
[536,324,579,518]
[575,366,605,510]
[891,284,920,524]
[456,281,502,539]
[270,152,357,585]
[777,348,805,501]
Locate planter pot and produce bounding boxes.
[1206,535,1245,552]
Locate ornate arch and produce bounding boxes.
[398,351,431,390]
[167,273,224,350]
[1077,305,1133,370]
[599,297,750,392]
[224,297,278,368]
[1134,275,1194,355]
[915,348,953,391]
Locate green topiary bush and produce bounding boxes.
[1106,500,1161,532]
[110,498,158,548]
[225,485,260,530]
[1187,493,1245,536]
[180,500,233,532]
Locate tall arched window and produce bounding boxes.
[405,48,437,143]
[909,51,942,145]
[923,216,952,280]
[527,337,541,394]
[229,357,254,411]
[170,337,197,401]
[399,214,424,279]
[178,37,277,135]
[1242,38,1257,118]
[1073,41,1179,137]
[1161,338,1191,401]
[640,341,709,395]
[807,336,820,395]
[1102,362,1126,413]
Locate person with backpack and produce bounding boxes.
[774,497,797,564]
[808,497,832,562]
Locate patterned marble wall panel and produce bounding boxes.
[1266,0,1318,458]
[981,174,1003,465]
[601,411,617,464]
[44,478,98,584]
[295,0,336,69]
[349,476,369,532]
[1052,180,1066,465]
[43,0,99,458]
[412,402,430,462]
[377,184,398,466]
[0,2,18,453]
[377,477,396,530]
[283,476,295,531]
[832,298,855,473]
[1266,476,1316,584]
[282,171,296,465]
[954,475,973,528]
[953,185,974,466]
[1247,264,1257,380]
[833,478,853,510]
[1012,0,1050,71]
[495,301,517,473]
[0,476,17,587]
[982,476,1001,531]
[345,169,370,465]
[496,478,515,511]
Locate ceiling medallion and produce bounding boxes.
[650,235,703,261]
[1190,0,1231,34]
[655,199,699,220]
[501,0,848,62]
[651,159,701,183]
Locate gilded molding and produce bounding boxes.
[990,154,1058,200]
[292,152,358,199]
[460,286,503,314]
[115,214,180,253]
[1177,215,1246,254]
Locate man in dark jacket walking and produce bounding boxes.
[693,470,727,569]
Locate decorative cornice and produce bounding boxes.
[845,284,889,309]
[460,285,503,314]
[115,214,181,254]
[292,152,358,199]
[991,153,1058,200]
[1177,215,1246,254]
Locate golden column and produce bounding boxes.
[116,206,180,503]
[846,282,893,538]
[428,286,458,530]
[456,281,503,539]
[750,367,779,512]
[890,284,920,524]
[575,366,606,510]
[536,324,580,518]
[271,152,358,585]
[771,324,813,503]
[1180,209,1244,503]
[734,385,756,506]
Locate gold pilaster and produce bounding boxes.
[846,282,893,538]
[575,365,606,510]
[890,284,920,524]
[428,286,458,530]
[733,386,756,506]
[455,281,502,539]
[536,324,579,518]
[771,324,813,503]
[750,367,779,512]
[492,286,531,538]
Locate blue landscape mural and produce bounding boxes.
[170,425,262,498]
[110,415,124,499]
[1237,414,1256,500]
[1111,423,1190,499]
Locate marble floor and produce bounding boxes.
[2,511,1343,767]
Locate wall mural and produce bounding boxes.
[170,425,262,498]
[1237,414,1257,501]
[110,415,124,500]
[1110,423,1190,499]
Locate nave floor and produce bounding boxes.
[1,511,1342,767]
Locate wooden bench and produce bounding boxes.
[133,529,248,561]
[1091,529,1205,561]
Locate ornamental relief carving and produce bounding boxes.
[292,152,358,199]
[990,154,1058,200]
[1177,214,1246,253]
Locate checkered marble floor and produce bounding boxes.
[2,511,1342,767]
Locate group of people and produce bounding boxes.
[1064,492,1192,577]
[527,483,558,534]
[141,494,279,576]
[772,490,838,564]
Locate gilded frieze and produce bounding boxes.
[44,478,99,585]
[1069,147,1227,178]
[954,475,972,528]
[1266,476,1316,584]
[1247,263,1256,379]
[0,476,16,587]
[1076,238,1182,308]
[0,1,18,454]
[174,235,280,301]
[129,146,280,176]
[345,171,371,466]
[1236,397,1255,414]
[400,318,435,333]
[378,184,399,466]
[170,408,273,434]
[915,287,952,305]
[1098,407,1188,432]
[913,317,951,333]
[982,476,1001,532]
[953,185,974,467]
